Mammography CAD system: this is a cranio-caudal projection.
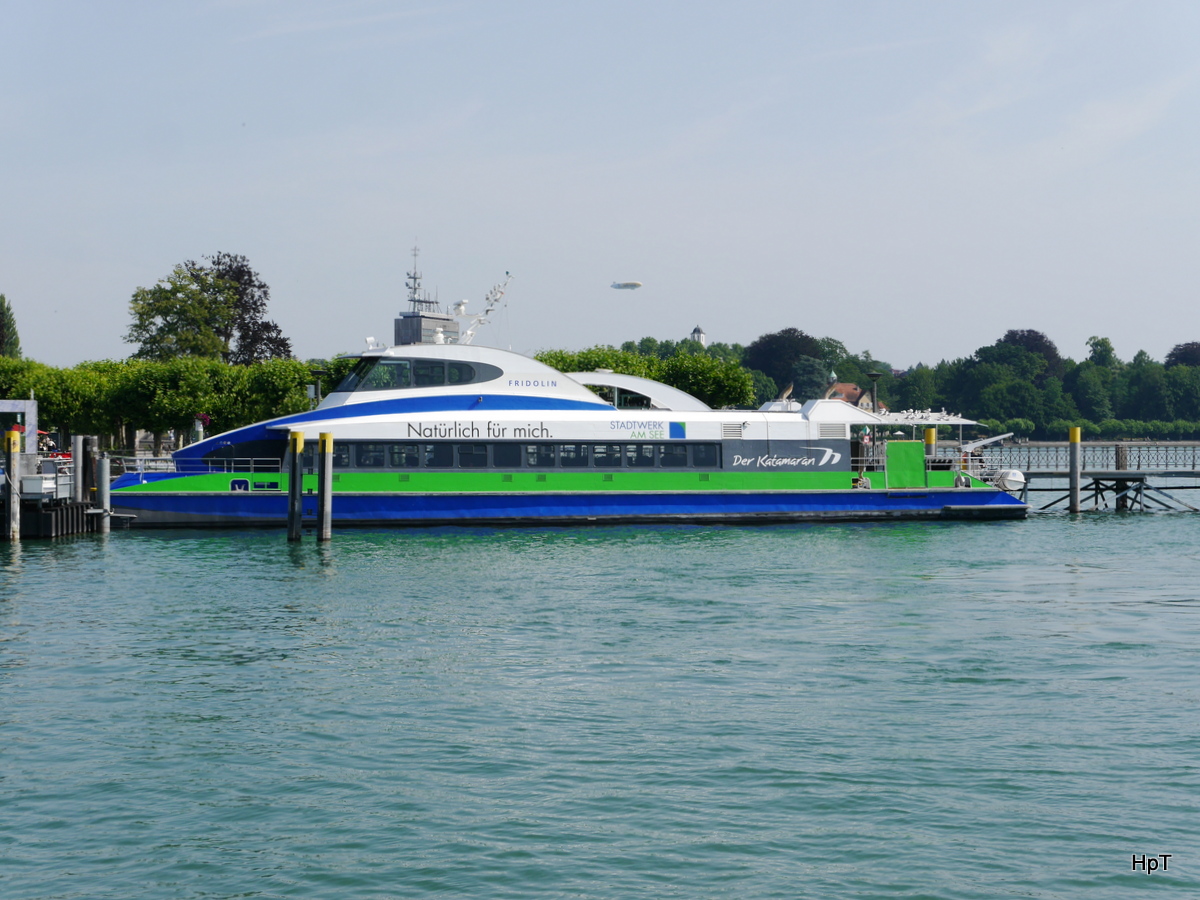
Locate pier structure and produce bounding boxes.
[974,439,1200,512]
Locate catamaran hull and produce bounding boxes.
[113,489,1027,528]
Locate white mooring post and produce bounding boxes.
[97,456,111,534]
[287,430,304,541]
[317,432,333,542]
[4,429,20,541]
[1068,426,1082,513]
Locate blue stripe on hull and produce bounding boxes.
[112,489,1027,526]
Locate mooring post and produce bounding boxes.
[97,455,111,535]
[4,429,20,541]
[925,427,937,458]
[1068,426,1082,513]
[72,434,85,502]
[1115,442,1129,511]
[287,430,304,541]
[317,432,333,542]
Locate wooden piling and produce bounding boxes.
[4,429,20,541]
[287,430,304,541]
[317,432,333,542]
[1068,426,1082,513]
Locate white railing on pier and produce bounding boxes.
[976,442,1200,472]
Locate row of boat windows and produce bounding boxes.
[302,442,722,470]
[335,357,504,393]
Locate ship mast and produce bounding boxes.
[404,245,440,314]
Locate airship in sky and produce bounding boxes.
[611,281,642,290]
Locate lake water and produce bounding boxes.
[2,514,1197,898]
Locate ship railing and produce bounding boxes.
[851,451,886,472]
[110,456,283,475]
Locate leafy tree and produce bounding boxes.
[749,369,777,407]
[743,328,823,387]
[703,342,745,364]
[1120,353,1171,420]
[976,342,1047,383]
[786,356,830,402]
[1066,363,1113,421]
[1165,342,1200,368]
[125,265,237,361]
[1086,336,1121,369]
[1166,365,1200,419]
[535,346,753,408]
[0,294,20,358]
[894,365,938,411]
[657,354,754,408]
[190,253,292,364]
[999,329,1063,381]
[815,336,848,370]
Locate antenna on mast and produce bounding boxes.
[404,244,440,314]
[454,272,513,345]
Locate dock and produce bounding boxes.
[977,440,1200,512]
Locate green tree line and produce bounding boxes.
[0,356,355,450]
[542,329,1200,439]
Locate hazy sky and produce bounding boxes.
[3,0,1198,369]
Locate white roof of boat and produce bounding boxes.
[799,399,885,424]
[565,371,712,411]
[878,409,978,426]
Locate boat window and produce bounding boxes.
[526,444,556,467]
[390,444,420,467]
[615,389,652,410]
[336,358,412,392]
[457,444,489,468]
[447,362,475,384]
[659,445,688,467]
[626,444,655,467]
[587,385,615,405]
[334,358,504,392]
[333,442,352,468]
[413,361,444,387]
[692,444,720,467]
[593,444,623,467]
[356,443,388,467]
[559,444,589,467]
[493,443,522,467]
[424,443,453,468]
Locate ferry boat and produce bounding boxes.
[109,259,1027,527]
[109,340,1026,526]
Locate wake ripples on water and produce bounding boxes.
[1,515,1197,898]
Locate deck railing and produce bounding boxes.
[110,457,283,476]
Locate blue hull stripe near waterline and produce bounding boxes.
[174,394,613,460]
[112,489,1027,524]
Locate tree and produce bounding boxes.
[894,365,938,411]
[999,329,1063,381]
[1165,342,1200,368]
[125,265,237,361]
[1086,336,1121,369]
[749,370,777,407]
[815,336,848,369]
[188,253,292,364]
[0,294,20,358]
[535,346,753,408]
[786,356,830,402]
[743,328,824,387]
